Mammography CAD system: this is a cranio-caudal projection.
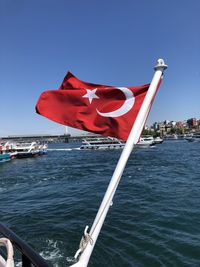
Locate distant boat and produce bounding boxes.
[13,142,41,158]
[0,141,48,159]
[79,137,125,150]
[38,144,48,155]
[186,134,200,142]
[164,134,178,140]
[0,142,16,160]
[154,136,164,144]
[136,136,155,148]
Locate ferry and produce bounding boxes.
[0,141,48,159]
[79,137,125,150]
[79,136,155,150]
[13,142,48,158]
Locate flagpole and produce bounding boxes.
[70,59,167,267]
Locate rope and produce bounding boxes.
[79,232,93,251]
[74,226,93,259]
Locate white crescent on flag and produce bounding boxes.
[96,87,135,117]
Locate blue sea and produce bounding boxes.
[0,140,200,267]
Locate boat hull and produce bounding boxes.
[0,154,11,163]
[16,151,39,159]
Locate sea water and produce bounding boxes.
[0,140,200,267]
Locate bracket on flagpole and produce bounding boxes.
[74,226,93,260]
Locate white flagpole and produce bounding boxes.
[70,59,167,267]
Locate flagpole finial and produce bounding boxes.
[154,59,168,71]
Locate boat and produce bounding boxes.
[7,142,47,159]
[12,142,40,158]
[79,136,156,150]
[0,142,18,159]
[0,141,48,160]
[38,144,48,155]
[164,134,178,140]
[136,136,155,148]
[0,143,12,162]
[0,141,48,159]
[153,136,164,144]
[186,134,200,142]
[79,137,126,150]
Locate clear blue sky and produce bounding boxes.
[1,0,200,136]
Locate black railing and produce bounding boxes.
[0,223,50,267]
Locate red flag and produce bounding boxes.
[36,72,152,140]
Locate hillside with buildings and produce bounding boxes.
[145,118,200,136]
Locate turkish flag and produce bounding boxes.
[36,72,152,140]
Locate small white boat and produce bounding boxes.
[153,136,164,144]
[164,134,178,140]
[136,136,155,148]
[186,134,200,142]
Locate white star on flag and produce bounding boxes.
[82,88,99,104]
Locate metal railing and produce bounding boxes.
[0,223,50,267]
